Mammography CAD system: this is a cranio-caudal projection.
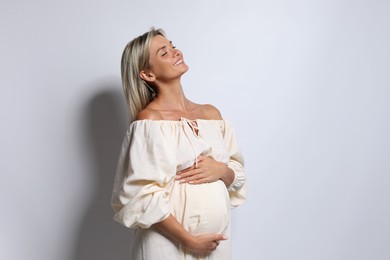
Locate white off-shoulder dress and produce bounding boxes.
[111,118,246,260]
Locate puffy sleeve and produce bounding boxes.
[222,120,247,208]
[111,121,177,228]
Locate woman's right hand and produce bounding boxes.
[153,215,228,256]
[184,233,228,256]
[176,156,234,186]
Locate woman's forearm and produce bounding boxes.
[220,165,235,187]
[153,214,193,247]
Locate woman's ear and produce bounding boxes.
[139,70,156,83]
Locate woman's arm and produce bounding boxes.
[153,214,228,255]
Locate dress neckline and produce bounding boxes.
[131,118,224,124]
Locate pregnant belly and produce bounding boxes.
[182,180,230,235]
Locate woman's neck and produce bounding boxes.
[153,82,193,112]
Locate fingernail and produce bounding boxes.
[223,235,228,239]
[175,175,181,180]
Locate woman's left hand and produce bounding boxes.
[176,156,234,185]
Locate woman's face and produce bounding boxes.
[145,35,189,83]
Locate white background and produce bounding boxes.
[1,0,389,259]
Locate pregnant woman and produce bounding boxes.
[111,28,247,260]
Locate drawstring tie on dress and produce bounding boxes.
[181,117,202,168]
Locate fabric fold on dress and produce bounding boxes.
[222,120,247,208]
[111,122,177,228]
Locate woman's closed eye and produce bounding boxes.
[161,44,177,57]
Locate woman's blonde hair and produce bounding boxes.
[121,28,165,121]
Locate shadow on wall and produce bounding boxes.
[72,80,133,260]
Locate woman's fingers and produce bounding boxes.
[176,156,223,184]
[176,168,201,180]
[177,165,195,174]
[180,173,209,184]
[177,167,215,184]
[187,233,228,255]
[197,155,208,163]
[212,234,228,242]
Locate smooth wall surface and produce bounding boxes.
[1,0,389,259]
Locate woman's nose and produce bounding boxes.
[172,48,180,57]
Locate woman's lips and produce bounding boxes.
[174,59,184,66]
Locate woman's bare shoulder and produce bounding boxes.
[136,108,164,120]
[199,104,223,120]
